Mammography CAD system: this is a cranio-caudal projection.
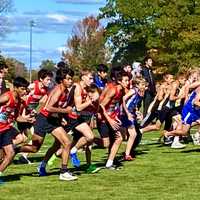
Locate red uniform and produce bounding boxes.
[100,83,123,120]
[40,85,68,117]
[25,80,48,111]
[68,85,88,119]
[0,91,21,133]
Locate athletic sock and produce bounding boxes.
[106,159,113,168]
[70,147,78,154]
[60,165,68,173]
[40,160,47,168]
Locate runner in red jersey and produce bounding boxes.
[99,69,130,169]
[0,77,31,175]
[64,69,98,167]
[17,69,53,164]
[17,67,78,181]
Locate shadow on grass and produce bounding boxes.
[13,156,44,165]
[2,171,39,182]
[181,148,200,153]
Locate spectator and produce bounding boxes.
[141,57,156,117]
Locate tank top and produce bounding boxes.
[0,91,20,133]
[40,85,68,117]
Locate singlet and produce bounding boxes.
[68,84,88,119]
[40,85,68,117]
[101,83,123,119]
[0,91,21,133]
[26,80,48,111]
[126,88,142,114]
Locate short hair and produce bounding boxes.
[134,77,148,86]
[80,68,93,78]
[86,83,100,93]
[115,70,130,82]
[56,67,74,83]
[97,64,108,73]
[57,61,69,69]
[38,69,53,80]
[13,77,29,88]
[110,66,122,80]
[144,56,153,64]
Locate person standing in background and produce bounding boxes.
[141,57,156,117]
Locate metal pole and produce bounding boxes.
[29,20,34,83]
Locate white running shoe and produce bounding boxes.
[192,132,200,145]
[171,141,186,149]
[59,172,78,181]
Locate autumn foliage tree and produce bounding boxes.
[100,0,200,73]
[62,16,110,71]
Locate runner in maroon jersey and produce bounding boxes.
[0,77,31,176]
[17,69,53,164]
[99,70,130,169]
[17,67,77,181]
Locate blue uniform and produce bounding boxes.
[94,75,106,90]
[121,89,142,128]
[182,91,200,125]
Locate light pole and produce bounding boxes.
[29,20,35,83]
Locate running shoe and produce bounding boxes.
[59,171,77,181]
[70,152,80,167]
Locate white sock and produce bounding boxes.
[70,147,78,154]
[40,160,47,168]
[173,136,179,143]
[106,159,113,168]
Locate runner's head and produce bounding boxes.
[80,68,94,87]
[176,73,186,85]
[56,67,74,88]
[86,83,100,102]
[163,73,174,84]
[97,64,108,80]
[115,70,130,89]
[38,69,53,87]
[13,77,29,97]
[134,78,148,93]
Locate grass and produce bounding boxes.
[1,130,200,200]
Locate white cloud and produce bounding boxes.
[46,14,68,23]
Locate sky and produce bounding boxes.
[0,0,106,69]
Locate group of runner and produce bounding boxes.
[1,59,200,181]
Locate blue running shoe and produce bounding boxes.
[37,163,47,176]
[70,153,80,167]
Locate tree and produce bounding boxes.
[62,16,110,71]
[4,56,28,81]
[100,0,200,73]
[39,59,55,71]
[0,0,13,38]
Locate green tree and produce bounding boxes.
[39,59,55,71]
[62,15,111,71]
[100,0,200,72]
[5,57,28,81]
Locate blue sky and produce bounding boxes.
[0,0,106,69]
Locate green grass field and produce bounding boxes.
[1,130,200,200]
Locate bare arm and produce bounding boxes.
[170,82,179,101]
[74,84,92,112]
[45,88,71,114]
[122,89,135,117]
